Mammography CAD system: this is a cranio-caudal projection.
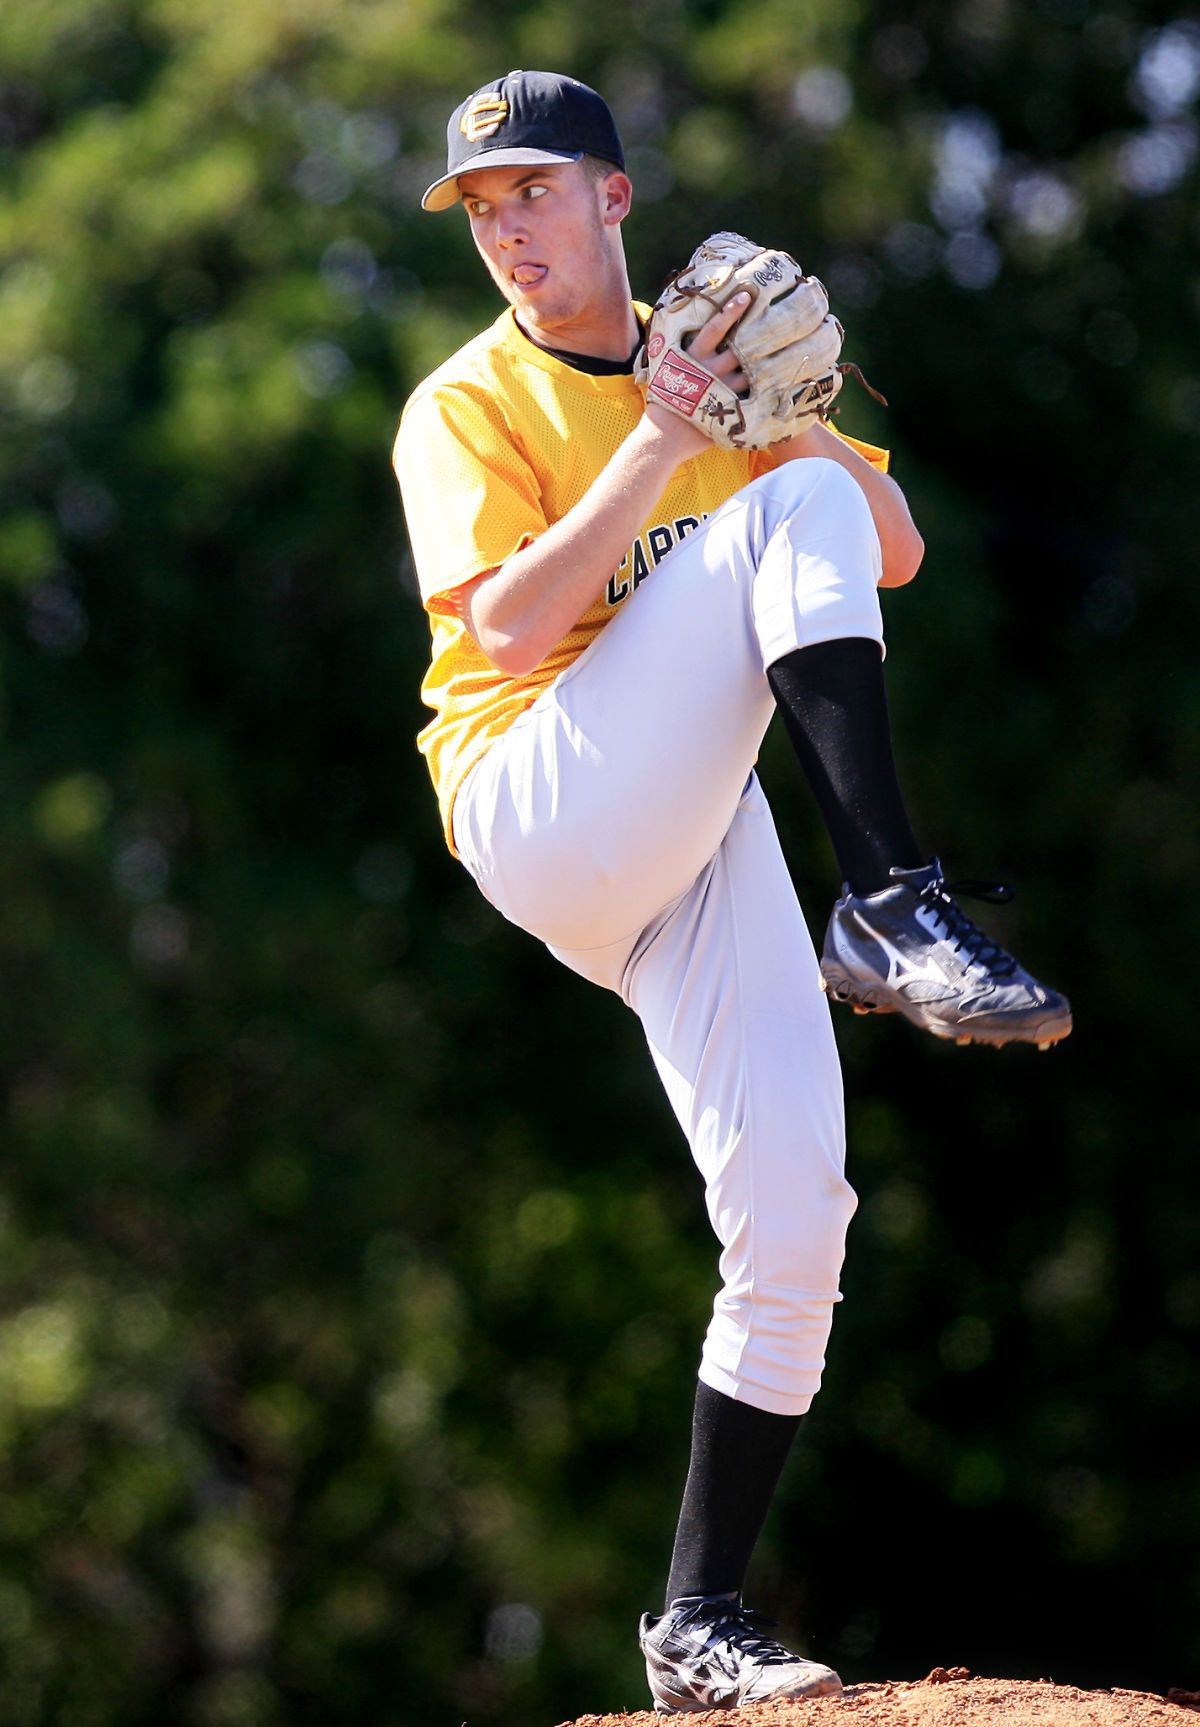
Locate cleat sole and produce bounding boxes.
[820,961,1073,1049]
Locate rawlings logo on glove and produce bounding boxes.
[635,231,884,451]
[647,346,712,415]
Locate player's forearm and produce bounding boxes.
[774,424,924,588]
[465,294,747,677]
[462,416,689,676]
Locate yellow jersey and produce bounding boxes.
[394,305,887,851]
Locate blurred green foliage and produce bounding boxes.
[2,1,1200,1723]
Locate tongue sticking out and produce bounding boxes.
[513,266,546,286]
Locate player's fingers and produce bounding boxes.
[694,338,745,380]
[690,291,751,361]
[696,348,748,404]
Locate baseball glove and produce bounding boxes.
[635,231,881,450]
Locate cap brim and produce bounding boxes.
[421,147,583,211]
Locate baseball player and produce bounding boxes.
[394,70,1071,1713]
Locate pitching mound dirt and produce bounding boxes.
[558,1668,1200,1726]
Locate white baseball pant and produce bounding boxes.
[453,457,885,1416]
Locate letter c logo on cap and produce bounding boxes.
[461,95,509,142]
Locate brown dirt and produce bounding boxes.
[558,1669,1200,1727]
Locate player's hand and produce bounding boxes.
[642,292,750,460]
[688,291,750,390]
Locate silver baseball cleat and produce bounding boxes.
[819,858,1073,1049]
[638,1590,842,1714]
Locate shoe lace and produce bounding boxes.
[918,873,1017,977]
[685,1599,798,1668]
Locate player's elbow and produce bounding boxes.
[470,606,549,676]
[462,575,549,676]
[478,629,545,678]
[879,524,925,588]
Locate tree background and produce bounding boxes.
[1,2,1199,1723]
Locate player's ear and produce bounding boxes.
[600,171,633,225]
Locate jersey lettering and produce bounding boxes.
[604,552,635,607]
[606,514,711,607]
[607,562,630,606]
[648,525,675,566]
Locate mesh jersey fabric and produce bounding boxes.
[393,304,889,852]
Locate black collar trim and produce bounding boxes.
[514,314,643,376]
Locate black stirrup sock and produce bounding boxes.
[767,637,923,896]
[664,1381,804,1611]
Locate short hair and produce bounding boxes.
[581,153,624,182]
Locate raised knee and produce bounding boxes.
[754,454,867,515]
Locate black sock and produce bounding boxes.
[664,1382,803,1611]
[767,637,923,896]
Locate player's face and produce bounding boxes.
[458,161,632,347]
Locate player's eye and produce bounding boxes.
[465,198,492,217]
[522,184,548,200]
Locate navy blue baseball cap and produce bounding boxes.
[421,70,625,212]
